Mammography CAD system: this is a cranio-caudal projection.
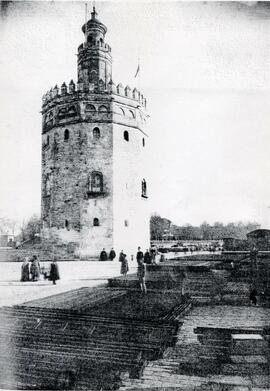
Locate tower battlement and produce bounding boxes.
[41,80,148,134]
[42,81,147,109]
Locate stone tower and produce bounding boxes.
[41,8,149,258]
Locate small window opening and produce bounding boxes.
[124,220,129,227]
[93,218,100,226]
[142,179,147,198]
[47,135,50,145]
[64,129,69,141]
[65,220,70,230]
[124,131,129,142]
[93,127,100,139]
[142,138,145,147]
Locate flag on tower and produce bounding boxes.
[134,62,140,78]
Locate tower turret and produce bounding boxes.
[78,7,112,89]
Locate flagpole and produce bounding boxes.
[85,3,88,44]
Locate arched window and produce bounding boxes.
[90,70,98,83]
[116,106,125,116]
[128,110,135,119]
[90,171,103,193]
[46,111,53,125]
[141,179,147,198]
[93,218,100,226]
[45,176,51,196]
[124,131,129,142]
[47,135,50,145]
[85,104,96,113]
[142,138,145,147]
[93,127,100,140]
[65,219,69,230]
[99,105,108,113]
[67,106,77,117]
[64,129,69,141]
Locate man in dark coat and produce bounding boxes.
[49,259,60,285]
[109,248,116,261]
[144,249,151,264]
[136,247,144,264]
[100,248,108,261]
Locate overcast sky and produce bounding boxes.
[1,1,270,227]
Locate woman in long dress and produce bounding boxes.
[21,257,30,282]
[49,259,60,285]
[120,253,129,276]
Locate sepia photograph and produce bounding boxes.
[0,0,270,389]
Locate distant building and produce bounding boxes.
[41,8,150,257]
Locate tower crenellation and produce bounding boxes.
[41,7,149,257]
[42,82,147,108]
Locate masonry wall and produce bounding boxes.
[41,120,113,257]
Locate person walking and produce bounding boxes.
[21,257,30,282]
[120,253,129,276]
[30,255,40,281]
[109,248,116,261]
[49,259,60,285]
[137,259,147,294]
[99,248,108,261]
[136,247,144,264]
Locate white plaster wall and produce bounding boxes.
[112,121,150,259]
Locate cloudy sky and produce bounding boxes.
[1,1,270,227]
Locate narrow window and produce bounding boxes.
[64,129,69,141]
[45,176,51,196]
[124,131,129,142]
[142,138,145,147]
[93,218,100,226]
[47,135,50,145]
[93,127,100,139]
[124,220,129,227]
[65,220,69,230]
[142,179,147,198]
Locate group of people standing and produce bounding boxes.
[100,246,153,294]
[119,247,151,294]
[20,256,60,285]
